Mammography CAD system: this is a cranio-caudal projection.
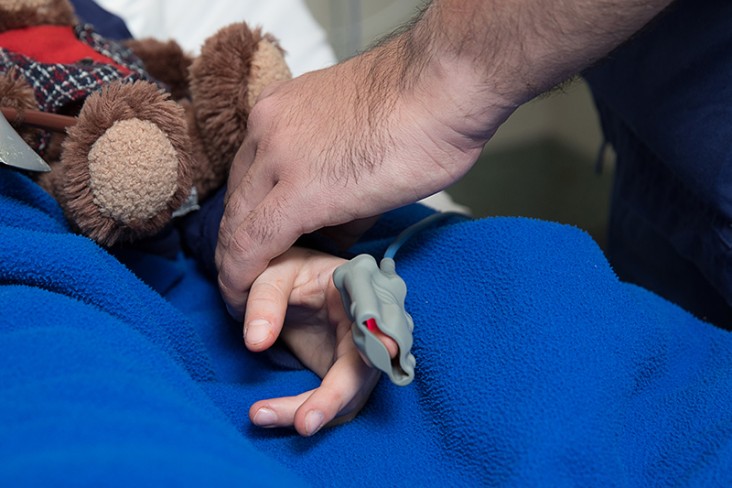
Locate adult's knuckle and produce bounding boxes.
[214,206,229,245]
[222,190,246,224]
[229,226,255,257]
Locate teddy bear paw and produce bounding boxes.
[88,118,180,223]
[59,81,194,246]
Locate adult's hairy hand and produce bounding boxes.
[215,48,493,319]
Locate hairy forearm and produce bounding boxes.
[422,0,672,98]
[361,0,672,144]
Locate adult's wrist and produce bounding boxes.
[401,0,675,139]
[396,3,518,151]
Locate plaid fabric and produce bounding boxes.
[0,24,159,155]
[0,24,155,112]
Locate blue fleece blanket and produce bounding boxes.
[1,167,731,486]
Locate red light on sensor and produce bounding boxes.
[365,318,379,332]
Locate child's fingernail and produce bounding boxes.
[304,410,325,436]
[253,407,278,427]
[246,319,271,346]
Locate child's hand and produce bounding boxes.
[243,247,397,436]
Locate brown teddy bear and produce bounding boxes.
[0,0,291,245]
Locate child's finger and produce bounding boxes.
[249,351,380,435]
[293,351,381,436]
[249,390,314,429]
[366,326,399,359]
[243,258,299,352]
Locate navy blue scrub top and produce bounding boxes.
[584,0,732,328]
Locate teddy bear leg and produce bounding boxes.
[60,81,193,246]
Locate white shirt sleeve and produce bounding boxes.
[93,0,337,77]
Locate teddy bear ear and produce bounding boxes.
[244,34,292,112]
[189,24,292,118]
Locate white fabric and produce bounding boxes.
[94,0,337,76]
[419,192,472,216]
